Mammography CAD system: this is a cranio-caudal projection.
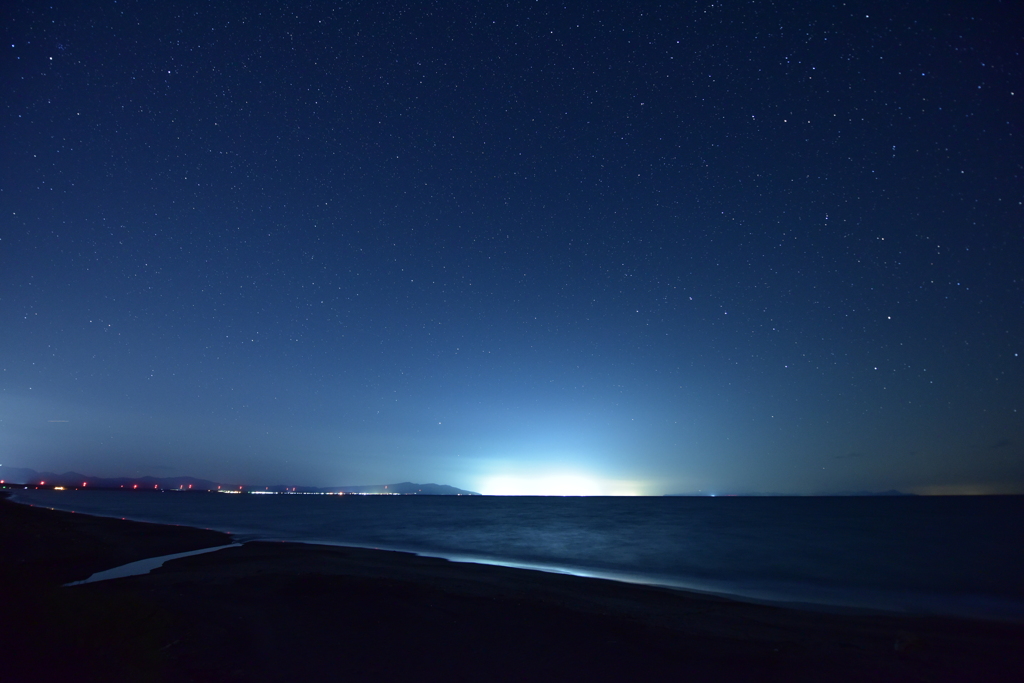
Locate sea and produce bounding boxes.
[12,489,1024,622]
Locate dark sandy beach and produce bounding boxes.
[1,492,1021,682]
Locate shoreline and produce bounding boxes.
[9,487,1024,624]
[3,492,1024,681]
[67,531,1018,624]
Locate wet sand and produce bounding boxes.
[1,492,1021,682]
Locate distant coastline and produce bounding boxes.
[0,467,479,495]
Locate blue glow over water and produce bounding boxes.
[15,490,1024,621]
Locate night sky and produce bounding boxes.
[2,1,1022,495]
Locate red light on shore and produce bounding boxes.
[83,482,87,487]
[40,481,46,485]
[133,484,138,489]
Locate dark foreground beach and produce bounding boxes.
[1,493,1021,682]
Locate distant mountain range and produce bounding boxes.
[321,482,478,495]
[0,467,480,495]
[254,482,480,495]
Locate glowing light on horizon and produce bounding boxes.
[479,474,600,496]
[478,472,646,496]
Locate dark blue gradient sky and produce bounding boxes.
[2,0,1022,494]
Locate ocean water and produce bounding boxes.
[13,489,1024,621]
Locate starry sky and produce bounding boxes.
[2,0,1022,494]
